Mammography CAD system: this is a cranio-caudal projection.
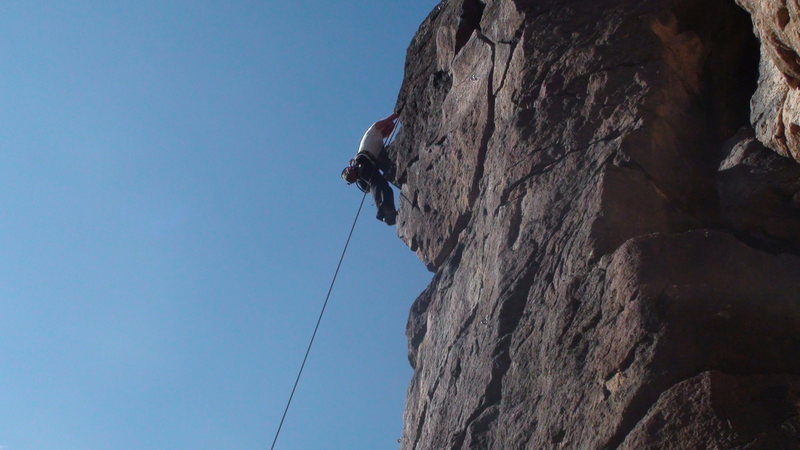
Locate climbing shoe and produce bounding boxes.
[383,209,397,226]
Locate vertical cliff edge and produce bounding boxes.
[389,0,800,448]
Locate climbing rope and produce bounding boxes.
[385,118,401,147]
[270,191,368,450]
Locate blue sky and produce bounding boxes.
[0,1,436,448]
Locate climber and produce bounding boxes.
[341,112,399,225]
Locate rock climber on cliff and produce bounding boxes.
[341,112,399,225]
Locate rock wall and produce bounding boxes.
[389,0,800,448]
[738,0,800,163]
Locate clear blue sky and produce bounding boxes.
[0,1,436,448]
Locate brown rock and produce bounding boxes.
[390,0,800,448]
[738,0,800,162]
[717,126,800,248]
[621,371,800,449]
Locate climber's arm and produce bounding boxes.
[373,112,399,137]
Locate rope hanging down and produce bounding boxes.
[270,192,368,450]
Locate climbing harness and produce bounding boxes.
[348,155,376,194]
[355,177,370,194]
[270,192,368,450]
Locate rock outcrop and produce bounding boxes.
[738,0,800,163]
[389,0,800,448]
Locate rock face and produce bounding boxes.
[389,0,800,448]
[738,0,800,162]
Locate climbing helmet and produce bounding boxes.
[341,163,359,184]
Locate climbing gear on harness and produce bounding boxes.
[355,178,370,194]
[355,151,377,165]
[342,159,371,194]
[344,155,377,194]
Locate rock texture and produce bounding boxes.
[738,0,800,162]
[389,0,800,448]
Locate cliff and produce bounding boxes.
[389,0,800,448]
